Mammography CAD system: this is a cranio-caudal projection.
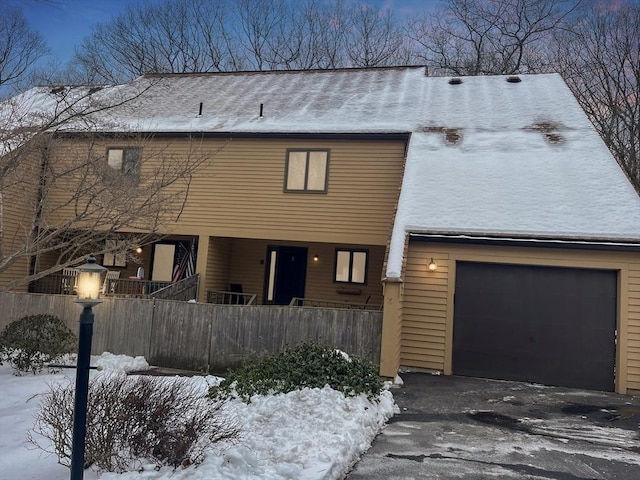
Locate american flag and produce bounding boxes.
[172,238,197,282]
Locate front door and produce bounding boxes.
[264,246,307,305]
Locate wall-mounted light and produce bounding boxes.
[313,254,319,262]
[428,258,437,272]
[135,246,142,254]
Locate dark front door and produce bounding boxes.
[453,261,617,391]
[264,246,308,305]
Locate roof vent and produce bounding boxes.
[444,128,462,145]
[448,77,463,85]
[506,76,521,83]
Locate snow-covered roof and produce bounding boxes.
[5,68,640,278]
[386,74,640,277]
[114,67,425,133]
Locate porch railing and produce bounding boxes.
[151,274,199,301]
[106,278,173,297]
[29,274,173,298]
[29,274,77,295]
[289,297,382,311]
[206,290,256,305]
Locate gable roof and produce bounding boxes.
[5,68,639,278]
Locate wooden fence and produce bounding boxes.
[0,292,383,373]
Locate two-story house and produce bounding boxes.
[2,67,640,394]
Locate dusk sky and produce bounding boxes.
[11,0,438,67]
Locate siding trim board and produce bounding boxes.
[409,232,640,252]
[400,240,640,394]
[56,132,412,142]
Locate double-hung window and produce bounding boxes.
[284,149,329,192]
[334,249,368,284]
[107,147,141,179]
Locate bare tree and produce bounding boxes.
[74,0,233,83]
[553,1,640,191]
[0,81,221,290]
[70,0,417,78]
[345,4,410,68]
[409,0,581,75]
[0,6,48,94]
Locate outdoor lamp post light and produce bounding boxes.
[70,255,107,480]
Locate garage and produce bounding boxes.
[452,261,617,391]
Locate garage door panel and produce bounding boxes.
[453,262,616,391]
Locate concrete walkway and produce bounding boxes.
[347,374,640,480]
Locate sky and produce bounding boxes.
[11,0,437,68]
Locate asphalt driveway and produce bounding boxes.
[347,373,640,480]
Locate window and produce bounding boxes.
[103,239,127,267]
[334,249,368,284]
[107,147,141,178]
[285,150,329,192]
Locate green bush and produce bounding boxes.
[0,314,77,374]
[208,343,384,402]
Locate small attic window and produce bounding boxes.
[448,77,463,85]
[50,86,64,94]
[506,76,521,83]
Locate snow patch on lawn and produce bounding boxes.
[0,353,396,480]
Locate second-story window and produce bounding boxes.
[107,147,141,178]
[284,149,329,192]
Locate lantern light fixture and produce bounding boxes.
[75,255,108,306]
[70,255,107,480]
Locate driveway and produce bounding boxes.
[347,373,640,479]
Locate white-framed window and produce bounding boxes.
[284,149,329,192]
[103,239,127,267]
[107,147,141,178]
[334,249,368,284]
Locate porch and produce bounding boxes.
[199,236,385,310]
[29,235,386,310]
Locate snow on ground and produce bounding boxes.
[0,353,396,480]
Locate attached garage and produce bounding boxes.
[379,239,640,395]
[377,74,640,395]
[452,261,617,391]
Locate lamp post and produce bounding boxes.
[70,255,107,480]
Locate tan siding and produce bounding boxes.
[0,150,39,291]
[401,252,450,371]
[628,262,640,391]
[401,241,640,394]
[205,237,232,293]
[226,238,385,306]
[45,137,406,246]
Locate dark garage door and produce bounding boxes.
[453,262,617,391]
